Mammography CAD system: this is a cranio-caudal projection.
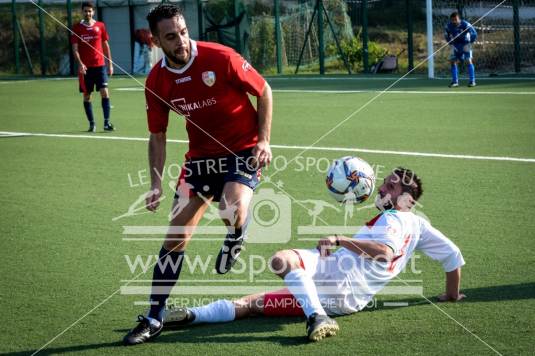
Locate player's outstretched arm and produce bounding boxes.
[438,268,466,302]
[253,83,273,167]
[146,132,166,211]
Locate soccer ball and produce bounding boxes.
[325,156,375,203]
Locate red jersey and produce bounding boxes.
[70,21,109,68]
[145,40,266,158]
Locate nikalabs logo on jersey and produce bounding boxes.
[171,97,217,116]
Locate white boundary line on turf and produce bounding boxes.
[2,131,534,163]
[113,87,535,95]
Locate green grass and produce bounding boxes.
[1,75,534,355]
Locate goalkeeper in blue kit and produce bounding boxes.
[444,12,477,87]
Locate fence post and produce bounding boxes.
[67,0,74,75]
[274,0,282,74]
[361,0,369,73]
[456,0,464,17]
[317,0,324,74]
[38,0,46,75]
[234,0,242,54]
[513,0,521,73]
[197,0,204,41]
[406,0,414,71]
[426,0,434,78]
[12,0,20,74]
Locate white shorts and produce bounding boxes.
[292,248,362,315]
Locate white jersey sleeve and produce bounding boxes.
[416,219,465,272]
[358,212,405,255]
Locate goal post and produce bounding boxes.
[426,0,435,78]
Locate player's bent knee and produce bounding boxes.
[270,250,299,276]
[219,200,248,227]
[233,209,248,228]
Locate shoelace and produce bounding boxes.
[132,315,150,333]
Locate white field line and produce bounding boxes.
[1,130,534,163]
[113,87,535,95]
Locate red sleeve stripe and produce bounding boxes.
[366,213,383,227]
[290,249,306,270]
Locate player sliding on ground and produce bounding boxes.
[162,168,466,342]
[123,3,273,345]
[445,11,478,88]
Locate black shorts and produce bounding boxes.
[79,66,108,93]
[175,149,261,202]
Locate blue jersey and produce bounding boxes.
[444,20,477,48]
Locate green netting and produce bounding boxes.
[1,0,533,76]
[245,0,355,73]
[0,3,15,74]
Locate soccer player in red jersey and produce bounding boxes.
[71,1,115,132]
[123,4,273,345]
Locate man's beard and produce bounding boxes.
[163,47,188,66]
[375,193,394,211]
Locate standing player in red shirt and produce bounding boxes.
[123,4,273,345]
[71,1,115,132]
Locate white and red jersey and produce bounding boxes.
[145,40,266,158]
[320,210,465,314]
[70,21,109,68]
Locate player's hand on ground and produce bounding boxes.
[437,293,466,302]
[145,186,162,212]
[317,235,338,257]
[78,63,87,75]
[252,140,272,168]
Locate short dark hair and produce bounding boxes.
[81,1,94,9]
[147,4,184,35]
[392,167,423,201]
[450,11,460,19]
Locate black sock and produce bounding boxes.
[83,101,94,124]
[101,97,110,123]
[148,247,184,321]
[233,214,251,238]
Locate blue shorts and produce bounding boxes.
[175,148,261,202]
[79,66,108,93]
[450,44,473,62]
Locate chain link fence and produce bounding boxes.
[1,0,533,76]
